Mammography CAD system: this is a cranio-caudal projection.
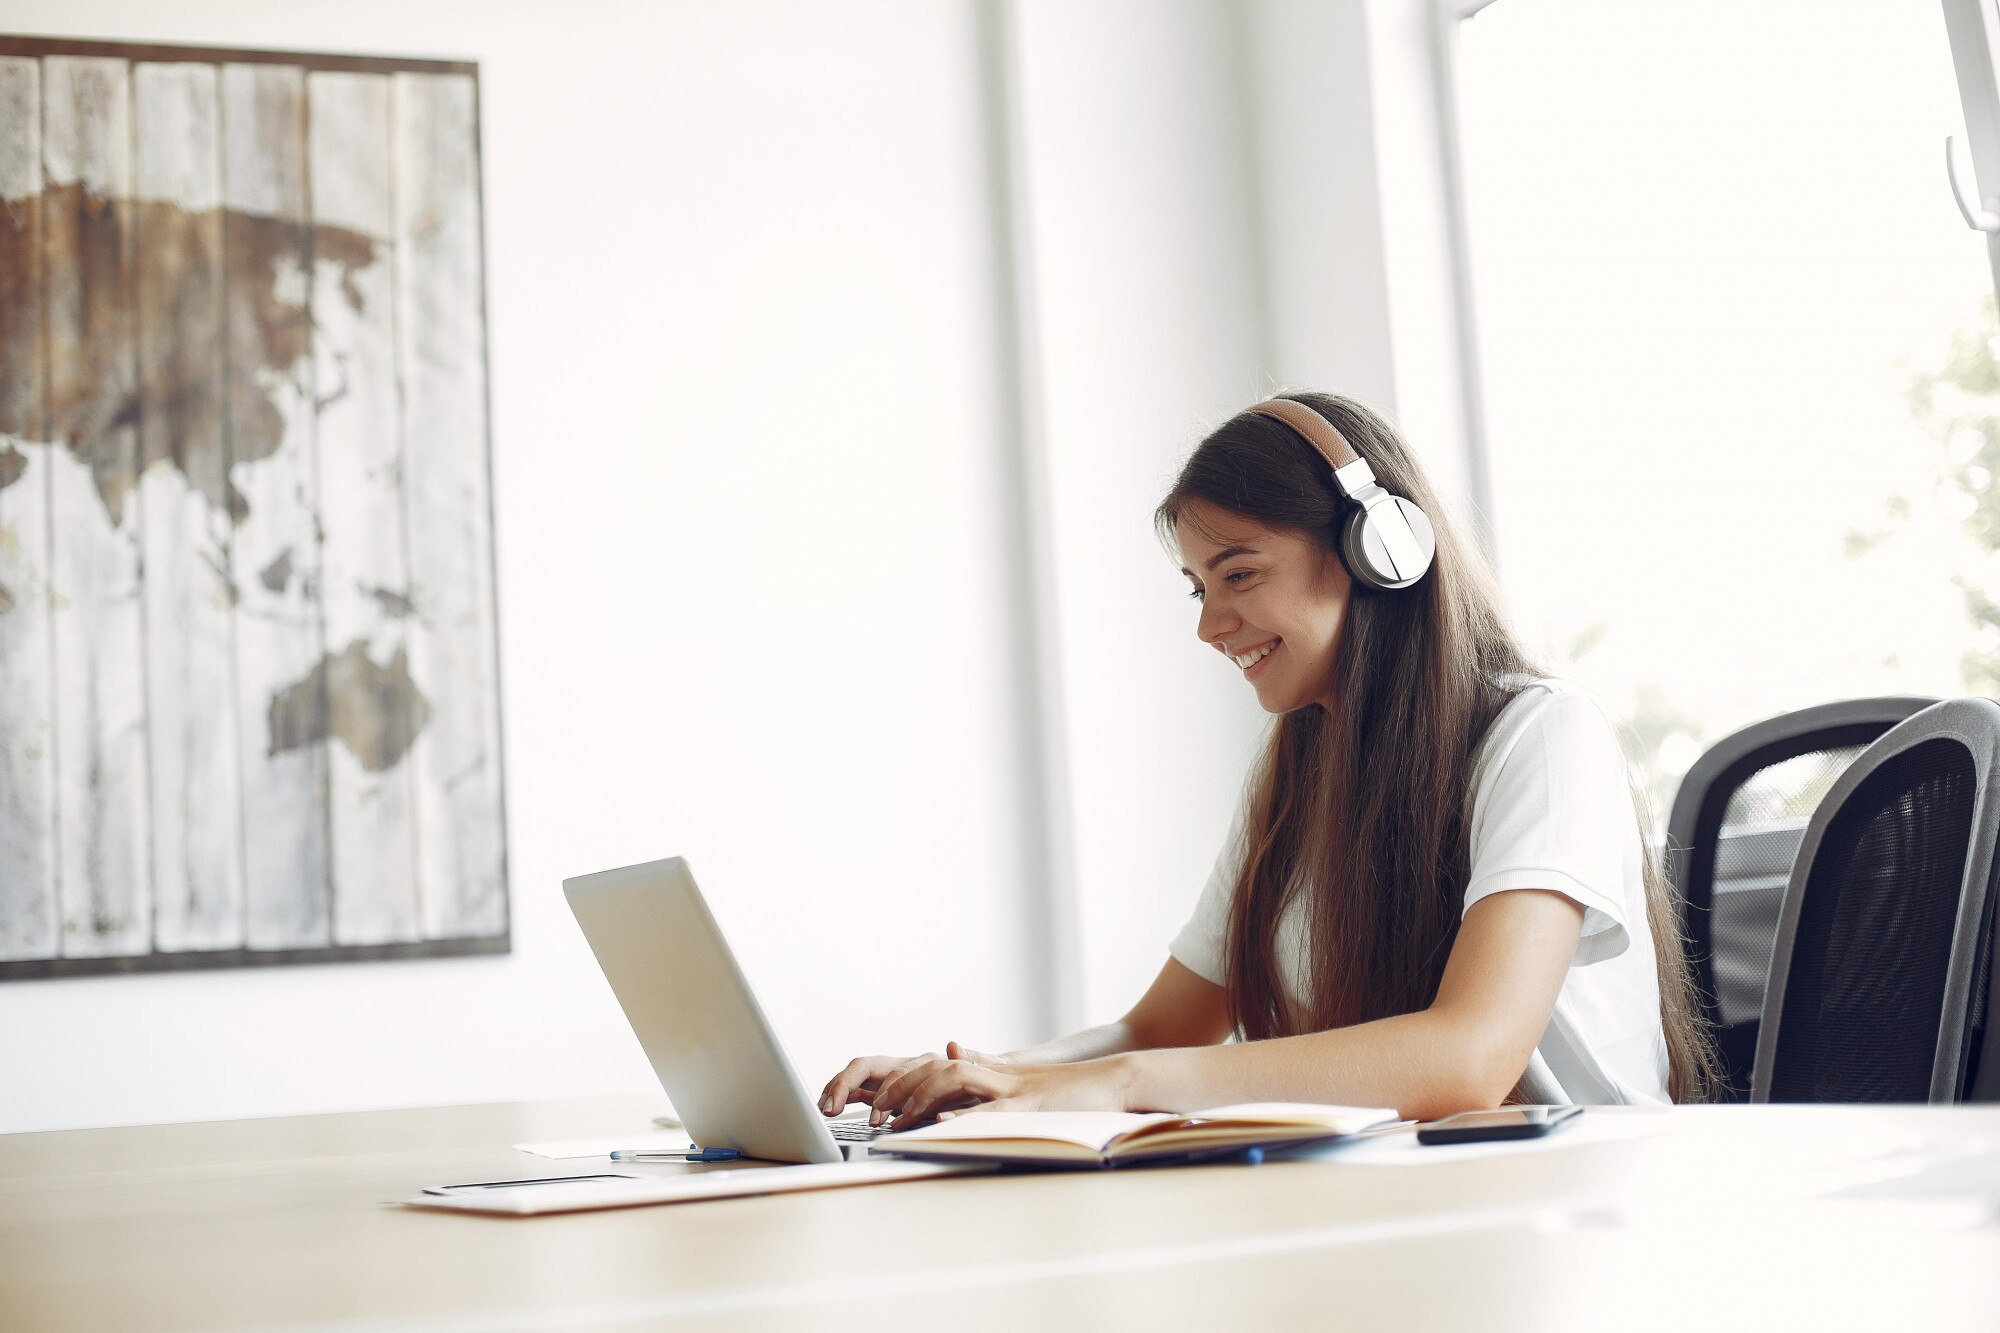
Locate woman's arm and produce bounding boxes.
[872,888,1585,1127]
[1125,889,1581,1119]
[998,957,1235,1064]
[821,957,1232,1117]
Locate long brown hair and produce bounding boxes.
[1156,392,1716,1103]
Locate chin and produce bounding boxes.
[1254,687,1306,715]
[1255,683,1326,716]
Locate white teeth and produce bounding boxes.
[1232,642,1278,670]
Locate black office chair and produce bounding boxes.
[1665,698,1935,1101]
[1751,698,2000,1103]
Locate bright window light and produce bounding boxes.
[1455,0,1994,815]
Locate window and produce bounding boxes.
[1453,0,1994,815]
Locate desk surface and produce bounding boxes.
[4,1097,1998,1332]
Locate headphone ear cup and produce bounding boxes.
[1342,498,1436,591]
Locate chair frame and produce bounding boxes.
[1750,697,2000,1103]
[1664,697,1935,1092]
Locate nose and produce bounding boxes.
[1197,593,1237,649]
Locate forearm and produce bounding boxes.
[1003,1020,1142,1066]
[1119,1009,1521,1122]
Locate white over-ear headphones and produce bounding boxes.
[1248,398,1436,592]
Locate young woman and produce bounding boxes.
[821,392,1715,1127]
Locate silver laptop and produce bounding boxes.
[563,856,888,1165]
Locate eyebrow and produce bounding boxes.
[1180,544,1261,577]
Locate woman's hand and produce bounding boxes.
[866,1043,1137,1129]
[818,1044,1011,1118]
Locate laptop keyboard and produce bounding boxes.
[828,1119,890,1142]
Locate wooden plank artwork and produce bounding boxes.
[0,55,57,961]
[222,60,332,952]
[135,60,245,953]
[44,55,153,959]
[309,70,422,946]
[396,72,506,941]
[0,38,506,978]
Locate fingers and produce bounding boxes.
[819,1057,876,1115]
[885,1062,1010,1130]
[866,1054,950,1126]
[870,1056,992,1127]
[820,1054,928,1116]
[823,1046,1009,1121]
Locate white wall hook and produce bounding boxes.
[1948,133,2000,232]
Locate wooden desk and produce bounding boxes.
[3,1097,1998,1331]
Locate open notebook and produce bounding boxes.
[869,1102,1401,1168]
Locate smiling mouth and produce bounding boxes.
[1232,640,1280,672]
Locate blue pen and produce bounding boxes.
[609,1147,742,1163]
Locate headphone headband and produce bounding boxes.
[1248,399,1361,470]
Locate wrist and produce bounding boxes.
[1110,1050,1148,1111]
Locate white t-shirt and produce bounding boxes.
[1168,678,1670,1105]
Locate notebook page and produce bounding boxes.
[885,1112,1174,1152]
[1185,1103,1399,1131]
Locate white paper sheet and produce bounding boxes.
[512,1130,695,1159]
[405,1159,985,1216]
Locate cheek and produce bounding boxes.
[1286,589,1345,648]
[1315,582,1352,647]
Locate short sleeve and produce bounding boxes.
[1168,799,1248,987]
[1464,688,1639,968]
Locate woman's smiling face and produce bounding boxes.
[1175,498,1352,715]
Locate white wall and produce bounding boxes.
[0,0,1461,1133]
[0,0,1047,1134]
[1012,0,1479,1018]
[1011,0,1272,1023]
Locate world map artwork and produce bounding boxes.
[0,41,508,976]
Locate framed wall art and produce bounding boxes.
[0,36,508,977]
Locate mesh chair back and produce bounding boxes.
[1752,698,2000,1103]
[1666,699,1934,1100]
